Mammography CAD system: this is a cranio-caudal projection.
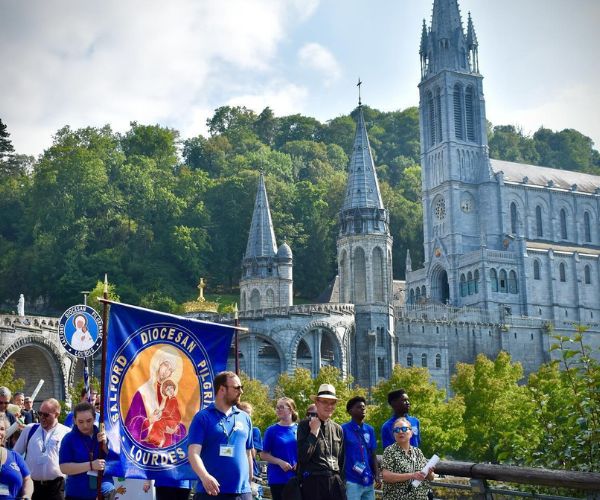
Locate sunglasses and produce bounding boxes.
[393,426,412,433]
[38,412,54,418]
[227,385,243,391]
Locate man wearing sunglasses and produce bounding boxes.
[14,398,70,500]
[0,386,17,427]
[381,390,420,449]
[188,371,254,499]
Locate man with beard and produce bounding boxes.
[188,371,253,499]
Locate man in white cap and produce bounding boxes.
[296,383,345,500]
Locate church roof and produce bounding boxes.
[244,173,277,260]
[430,0,463,42]
[490,159,600,194]
[342,105,384,211]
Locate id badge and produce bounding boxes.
[87,470,98,489]
[0,483,9,495]
[352,461,366,475]
[219,444,234,457]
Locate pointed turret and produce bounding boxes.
[341,105,384,213]
[466,12,479,73]
[405,249,412,273]
[244,173,277,261]
[422,0,471,77]
[419,20,429,79]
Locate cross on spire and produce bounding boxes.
[357,78,362,106]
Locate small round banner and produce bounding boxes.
[59,304,103,358]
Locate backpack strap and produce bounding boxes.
[24,423,40,458]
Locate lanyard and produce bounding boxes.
[80,432,98,463]
[219,414,237,444]
[352,424,368,462]
[41,427,56,453]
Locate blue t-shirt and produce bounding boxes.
[381,415,420,449]
[251,426,263,478]
[261,423,298,485]
[0,449,29,499]
[188,404,252,494]
[58,426,115,499]
[342,421,376,486]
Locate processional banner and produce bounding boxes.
[104,302,235,480]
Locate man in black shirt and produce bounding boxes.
[297,384,345,500]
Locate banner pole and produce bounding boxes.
[234,303,240,375]
[97,274,109,500]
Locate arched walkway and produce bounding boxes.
[292,325,343,377]
[431,267,450,304]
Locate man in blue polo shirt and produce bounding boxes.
[188,371,253,499]
[380,389,420,449]
[342,396,378,500]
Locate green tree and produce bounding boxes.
[239,373,276,431]
[0,118,15,161]
[370,364,465,457]
[88,279,120,314]
[451,351,536,462]
[0,360,25,393]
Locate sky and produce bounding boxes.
[2,0,599,158]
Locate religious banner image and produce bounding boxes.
[104,302,235,480]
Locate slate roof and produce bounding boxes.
[490,159,600,194]
[244,174,277,259]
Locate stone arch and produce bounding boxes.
[265,288,275,308]
[0,336,70,402]
[430,265,450,304]
[290,321,346,377]
[249,289,261,310]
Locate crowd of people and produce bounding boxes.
[0,376,435,500]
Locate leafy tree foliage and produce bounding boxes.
[239,372,276,432]
[0,360,24,393]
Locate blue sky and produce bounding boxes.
[2,0,599,158]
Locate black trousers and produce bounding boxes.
[300,474,345,500]
[156,485,191,500]
[194,494,252,500]
[269,483,286,500]
[33,477,64,500]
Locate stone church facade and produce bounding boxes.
[227,0,600,391]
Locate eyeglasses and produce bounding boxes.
[393,426,412,433]
[226,385,243,391]
[38,412,54,418]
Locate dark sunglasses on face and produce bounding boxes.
[227,385,243,391]
[393,426,412,433]
[38,412,53,418]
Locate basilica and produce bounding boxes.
[219,0,600,391]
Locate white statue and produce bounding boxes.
[17,294,25,317]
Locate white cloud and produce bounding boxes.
[226,81,309,116]
[0,0,321,156]
[298,43,342,87]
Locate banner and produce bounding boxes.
[104,302,236,480]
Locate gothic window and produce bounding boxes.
[354,216,363,234]
[508,270,518,294]
[427,91,436,147]
[250,289,261,310]
[340,250,349,303]
[409,289,415,304]
[377,327,385,347]
[354,247,367,302]
[265,289,275,307]
[377,357,385,378]
[560,209,568,239]
[435,88,443,143]
[499,269,508,293]
[296,339,312,371]
[416,287,421,302]
[490,268,498,292]
[533,260,541,280]
[407,353,413,367]
[421,285,426,298]
[559,262,566,282]
[584,211,592,242]
[465,86,476,141]
[536,205,543,237]
[585,265,591,284]
[453,84,464,140]
[435,354,442,369]
[421,353,428,367]
[467,271,474,295]
[460,274,467,297]
[510,202,518,234]
[373,247,385,302]
[434,196,446,220]
[474,269,480,293]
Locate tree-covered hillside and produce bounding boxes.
[0,111,598,314]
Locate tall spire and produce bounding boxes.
[341,104,384,212]
[422,0,470,77]
[466,12,479,73]
[244,173,277,260]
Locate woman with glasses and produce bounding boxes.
[0,413,33,500]
[59,402,115,500]
[381,418,434,500]
[261,397,299,500]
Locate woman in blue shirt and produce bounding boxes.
[59,402,115,500]
[0,414,32,500]
[260,397,298,500]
